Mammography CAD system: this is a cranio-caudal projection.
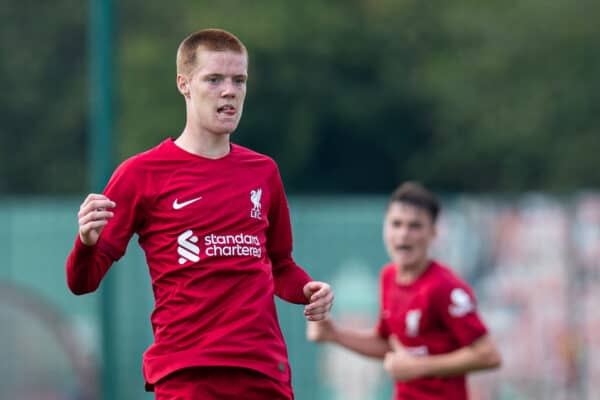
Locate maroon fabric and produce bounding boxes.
[66,138,312,387]
[376,261,489,400]
[153,367,294,400]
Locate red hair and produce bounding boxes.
[176,29,247,76]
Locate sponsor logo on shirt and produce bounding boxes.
[405,309,422,337]
[177,230,200,264]
[250,188,262,219]
[176,231,262,264]
[204,233,262,258]
[448,288,475,317]
[172,196,202,210]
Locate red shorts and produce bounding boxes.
[153,367,294,400]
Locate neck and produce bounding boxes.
[395,259,431,284]
[175,126,231,159]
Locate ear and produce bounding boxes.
[176,74,190,98]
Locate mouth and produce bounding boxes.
[217,104,236,116]
[395,244,413,253]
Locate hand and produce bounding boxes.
[302,281,334,321]
[306,318,336,342]
[78,194,116,246]
[383,335,424,382]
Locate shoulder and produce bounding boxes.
[231,143,279,169]
[113,139,176,176]
[231,144,283,190]
[379,262,397,282]
[428,261,472,289]
[427,261,478,308]
[105,141,176,199]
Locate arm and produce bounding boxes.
[66,235,115,294]
[384,334,501,381]
[270,249,334,321]
[266,163,333,320]
[271,253,312,304]
[66,194,116,295]
[66,159,143,295]
[307,318,391,359]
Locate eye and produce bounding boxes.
[206,76,222,84]
[409,222,423,230]
[234,76,247,85]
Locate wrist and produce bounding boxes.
[326,321,340,343]
[78,234,97,248]
[412,356,430,378]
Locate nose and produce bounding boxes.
[396,225,409,239]
[221,79,238,98]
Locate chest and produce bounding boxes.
[143,166,272,236]
[382,283,442,340]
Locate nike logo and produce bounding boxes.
[173,196,203,210]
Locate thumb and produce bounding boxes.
[389,335,403,352]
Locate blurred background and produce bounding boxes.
[1,0,599,399]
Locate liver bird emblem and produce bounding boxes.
[250,188,262,219]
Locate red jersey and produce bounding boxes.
[66,139,312,388]
[376,261,488,400]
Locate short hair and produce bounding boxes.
[176,28,247,76]
[388,181,440,223]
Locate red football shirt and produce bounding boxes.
[376,261,488,400]
[66,139,312,388]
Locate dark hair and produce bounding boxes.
[388,181,440,223]
[176,28,247,76]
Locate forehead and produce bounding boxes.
[194,48,248,75]
[386,202,433,223]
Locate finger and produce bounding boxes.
[84,193,109,202]
[304,300,333,315]
[305,300,333,313]
[305,311,330,322]
[80,194,111,210]
[303,281,321,297]
[310,287,333,303]
[79,199,116,219]
[304,308,327,318]
[80,194,114,207]
[79,219,110,235]
[305,303,333,317]
[78,209,115,226]
[304,281,331,298]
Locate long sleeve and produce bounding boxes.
[66,237,115,295]
[267,164,312,304]
[65,156,144,295]
[272,254,312,304]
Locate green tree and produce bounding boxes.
[411,0,600,192]
[2,0,598,194]
[0,0,87,194]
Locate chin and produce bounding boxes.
[212,126,237,135]
[394,255,420,269]
[219,123,240,134]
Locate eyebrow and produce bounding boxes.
[204,73,247,79]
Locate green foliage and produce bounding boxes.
[413,0,600,191]
[2,0,598,194]
[0,0,87,194]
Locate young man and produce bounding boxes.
[307,182,500,399]
[66,29,333,400]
